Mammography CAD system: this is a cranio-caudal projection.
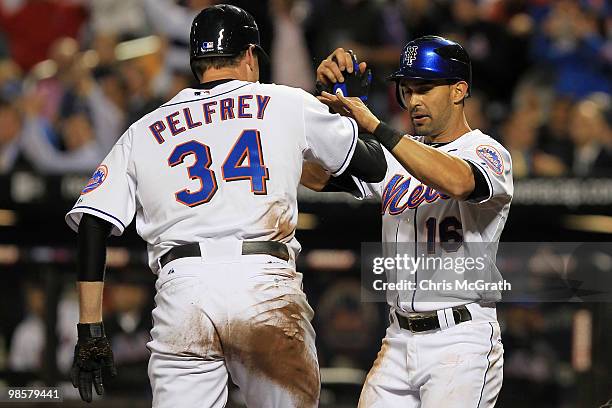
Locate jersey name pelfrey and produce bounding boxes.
[381,174,450,215]
[66,80,359,273]
[148,94,271,144]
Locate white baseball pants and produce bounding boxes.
[147,242,319,408]
[359,303,503,408]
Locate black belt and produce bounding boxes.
[160,241,290,268]
[394,306,472,333]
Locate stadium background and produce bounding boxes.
[0,0,611,406]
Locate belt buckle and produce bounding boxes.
[407,319,416,332]
[406,314,424,333]
[407,311,436,333]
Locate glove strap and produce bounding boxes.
[77,322,105,339]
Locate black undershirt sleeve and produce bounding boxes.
[322,132,386,194]
[322,171,361,194]
[346,133,386,182]
[77,214,113,282]
[465,161,491,202]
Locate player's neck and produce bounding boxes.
[424,113,471,144]
[200,67,249,84]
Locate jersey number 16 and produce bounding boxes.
[425,216,463,254]
[167,129,269,207]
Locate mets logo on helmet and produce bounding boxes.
[403,46,418,66]
[476,145,504,175]
[81,165,108,194]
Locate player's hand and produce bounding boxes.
[316,48,367,85]
[318,90,380,134]
[71,322,117,403]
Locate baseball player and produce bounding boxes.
[65,5,386,407]
[306,36,513,407]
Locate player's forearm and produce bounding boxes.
[391,139,474,199]
[369,122,474,199]
[76,215,113,323]
[390,136,475,200]
[77,281,104,323]
[300,161,331,191]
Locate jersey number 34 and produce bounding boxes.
[167,129,269,207]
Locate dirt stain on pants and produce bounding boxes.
[224,293,320,407]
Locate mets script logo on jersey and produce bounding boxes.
[476,145,504,175]
[81,165,108,194]
[381,174,449,215]
[402,46,418,66]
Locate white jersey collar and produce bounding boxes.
[162,80,253,108]
[419,129,484,149]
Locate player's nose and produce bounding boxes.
[408,96,423,111]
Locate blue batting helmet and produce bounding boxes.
[388,36,472,109]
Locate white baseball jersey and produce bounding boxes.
[354,129,513,312]
[66,80,358,273]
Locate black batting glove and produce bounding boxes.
[316,52,372,103]
[71,322,117,403]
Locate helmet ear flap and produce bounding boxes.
[395,81,408,110]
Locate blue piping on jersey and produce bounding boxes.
[331,118,358,176]
[72,206,126,230]
[476,322,495,408]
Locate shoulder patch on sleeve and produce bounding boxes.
[476,145,504,175]
[81,165,108,194]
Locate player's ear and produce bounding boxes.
[246,46,257,70]
[452,81,469,104]
[245,46,260,81]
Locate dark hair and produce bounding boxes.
[190,50,247,80]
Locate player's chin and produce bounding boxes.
[411,117,432,134]
[412,123,432,136]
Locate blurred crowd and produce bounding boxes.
[1,2,610,405]
[0,0,611,179]
[1,269,155,399]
